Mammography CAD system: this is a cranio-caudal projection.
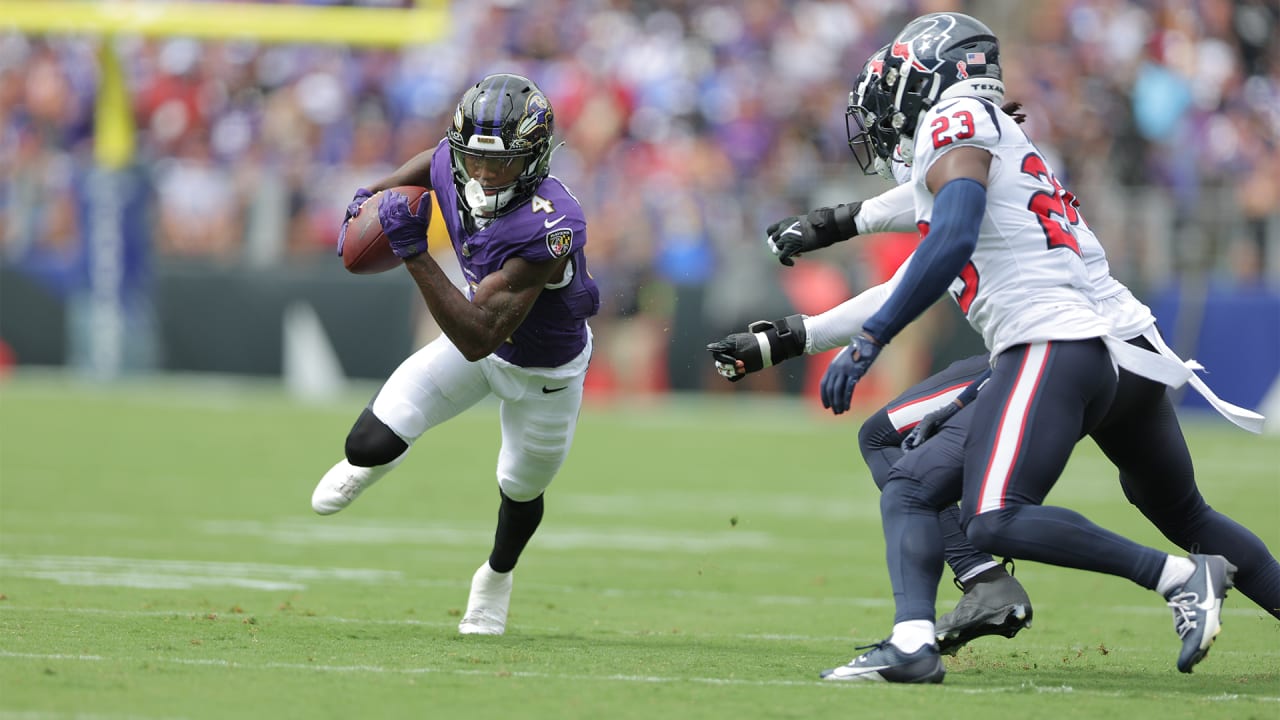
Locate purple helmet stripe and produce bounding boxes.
[491,76,511,130]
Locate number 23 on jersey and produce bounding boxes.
[926,107,1089,314]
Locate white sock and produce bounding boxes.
[1156,555,1196,597]
[957,560,999,585]
[889,620,936,653]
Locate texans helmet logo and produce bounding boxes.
[892,14,959,74]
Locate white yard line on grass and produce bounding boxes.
[2,554,1274,621]
[1,606,1277,659]
[0,555,400,591]
[0,711,189,720]
[0,650,1275,702]
[200,519,781,552]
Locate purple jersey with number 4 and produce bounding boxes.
[429,140,599,368]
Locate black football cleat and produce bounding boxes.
[935,571,1033,656]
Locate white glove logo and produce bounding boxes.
[767,220,803,257]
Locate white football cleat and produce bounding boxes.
[458,563,513,636]
[312,459,388,515]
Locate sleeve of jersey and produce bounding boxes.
[855,183,916,235]
[910,96,1003,173]
[862,178,985,343]
[515,211,587,265]
[428,140,452,192]
[803,254,913,354]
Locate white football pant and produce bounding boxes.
[370,328,591,501]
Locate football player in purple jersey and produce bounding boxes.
[313,73,600,636]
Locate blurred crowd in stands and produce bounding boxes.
[2,0,1277,393]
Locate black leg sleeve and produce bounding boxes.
[488,490,545,574]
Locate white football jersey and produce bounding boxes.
[804,112,1260,426]
[907,96,1112,357]
[862,148,1156,341]
[1075,223,1155,340]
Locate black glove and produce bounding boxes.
[903,401,962,451]
[765,202,862,266]
[707,315,807,382]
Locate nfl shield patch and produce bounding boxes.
[546,227,573,258]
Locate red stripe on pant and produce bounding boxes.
[976,343,1051,514]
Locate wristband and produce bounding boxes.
[806,203,862,247]
[747,314,807,367]
[830,202,861,239]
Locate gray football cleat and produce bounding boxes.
[820,641,945,683]
[935,571,1033,656]
[1166,553,1236,673]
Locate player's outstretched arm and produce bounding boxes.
[803,255,910,353]
[765,205,861,267]
[765,183,916,266]
[706,254,916,382]
[707,315,807,382]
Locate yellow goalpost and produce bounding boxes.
[2,0,452,377]
[4,0,452,165]
[2,1,451,48]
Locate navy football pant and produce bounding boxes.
[880,410,977,621]
[871,339,1280,621]
[1092,340,1280,619]
[959,339,1168,587]
[860,354,995,598]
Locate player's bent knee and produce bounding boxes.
[963,509,1018,556]
[858,410,896,458]
[883,466,946,515]
[497,477,545,503]
[859,410,901,491]
[345,408,409,468]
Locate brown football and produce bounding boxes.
[341,186,431,275]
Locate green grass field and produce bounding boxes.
[1,372,1277,719]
